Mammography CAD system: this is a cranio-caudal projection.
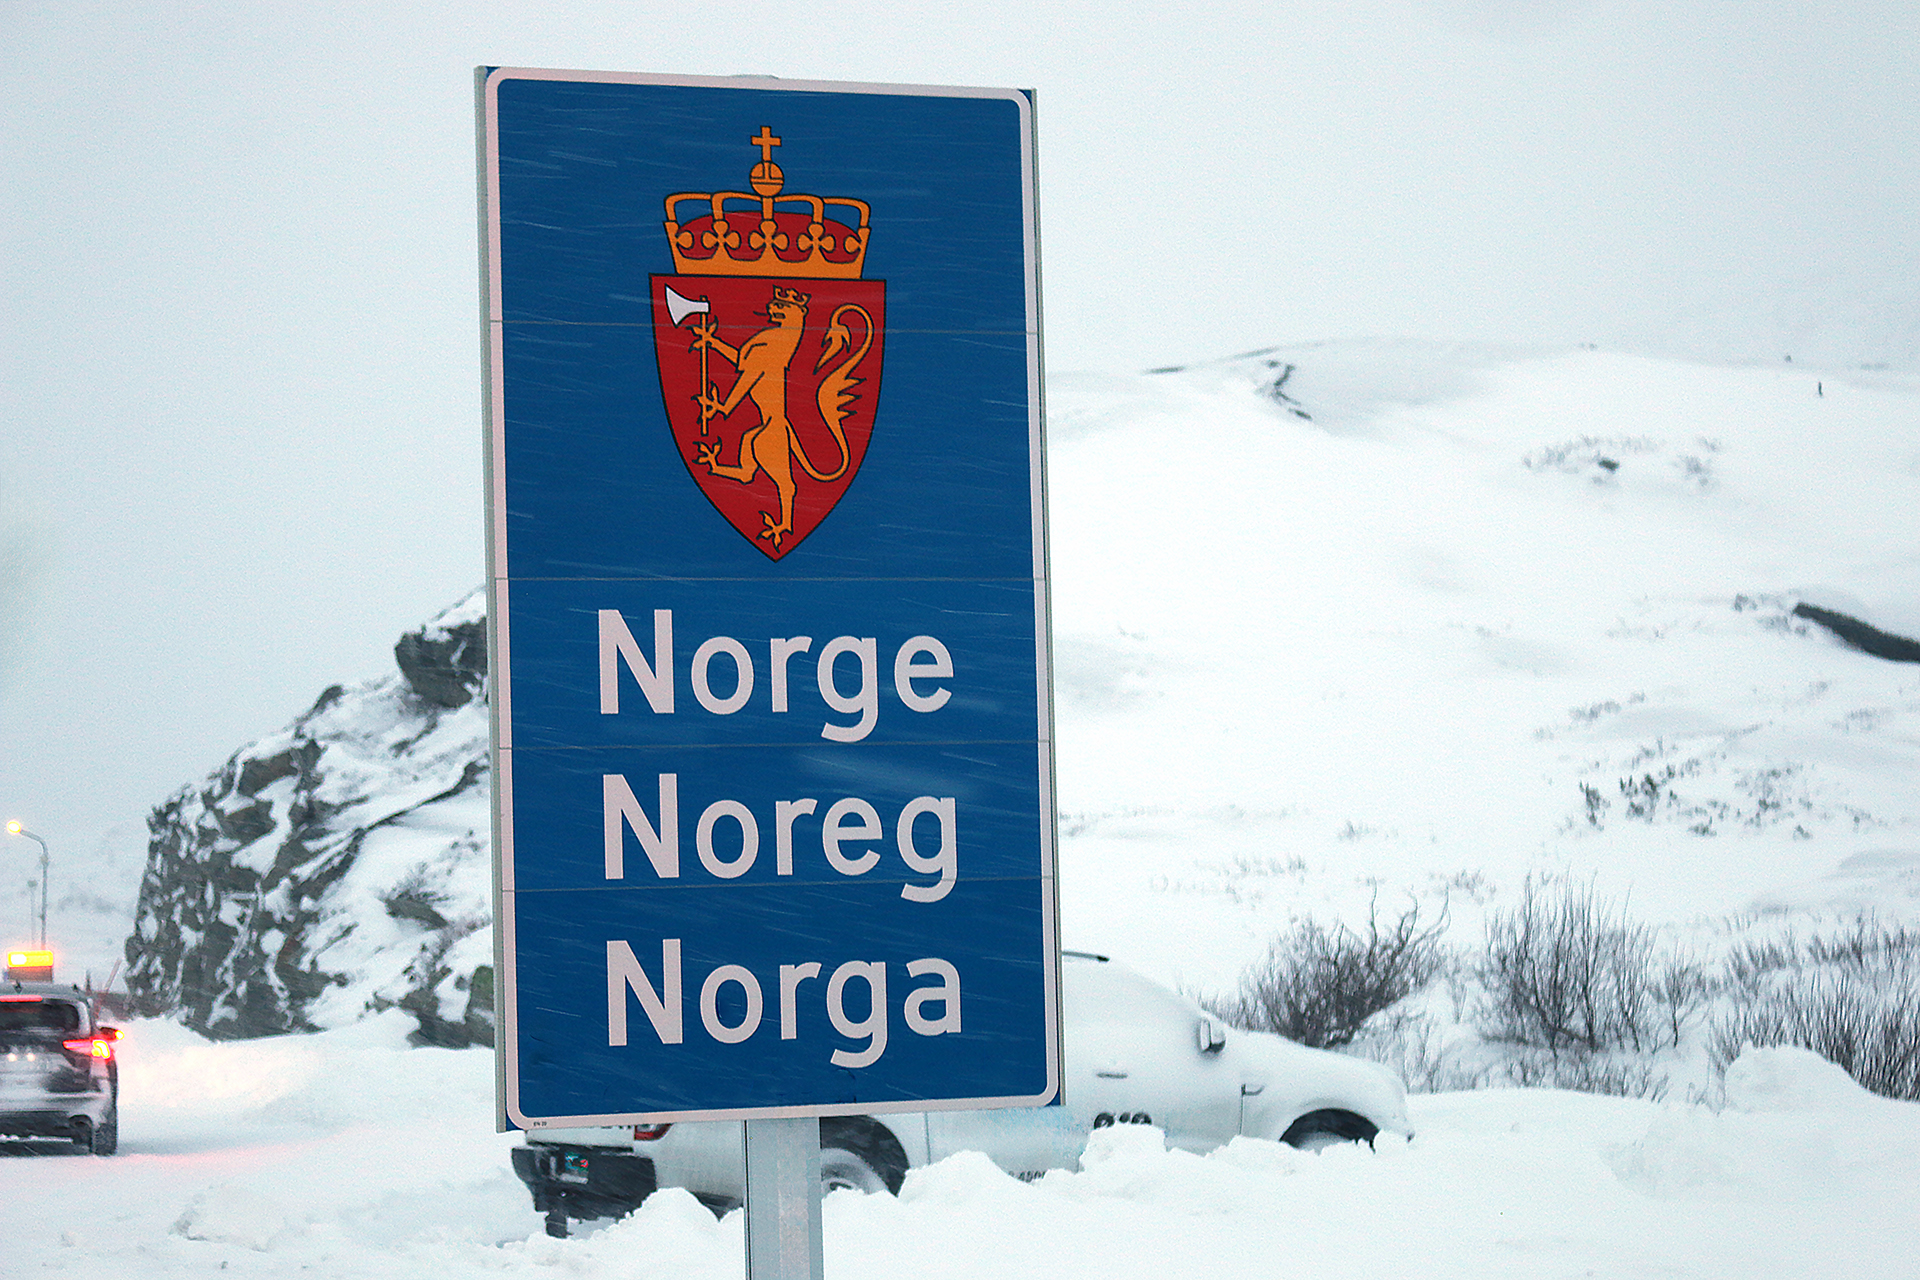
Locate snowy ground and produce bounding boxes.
[3,1013,1917,1277]
[8,341,1919,1275]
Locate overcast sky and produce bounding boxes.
[3,0,1917,907]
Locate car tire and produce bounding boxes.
[817,1146,891,1195]
[89,1104,119,1156]
[1279,1109,1378,1152]
[817,1119,908,1195]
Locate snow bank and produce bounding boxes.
[1616,1046,1920,1207]
[11,1020,1917,1278]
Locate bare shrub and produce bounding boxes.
[1477,877,1668,1054]
[1711,921,1920,1101]
[1207,895,1448,1049]
[1500,1048,1669,1100]
[1724,915,1920,987]
[1347,1010,1491,1094]
[1805,918,1920,969]
[1656,956,1712,1047]
[1725,930,1805,988]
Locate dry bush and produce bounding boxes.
[1477,877,1678,1054]
[1725,932,1806,988]
[1207,895,1448,1049]
[1712,921,1920,1101]
[1346,1010,1491,1094]
[1805,918,1920,969]
[1500,1047,1669,1100]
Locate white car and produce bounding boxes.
[512,951,1410,1236]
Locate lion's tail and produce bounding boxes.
[795,304,874,483]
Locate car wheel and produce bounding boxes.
[817,1146,891,1195]
[89,1104,119,1156]
[817,1119,908,1195]
[1279,1109,1378,1152]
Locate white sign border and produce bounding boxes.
[478,67,1059,1129]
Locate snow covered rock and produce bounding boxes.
[124,591,495,1045]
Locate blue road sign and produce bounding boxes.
[479,68,1058,1126]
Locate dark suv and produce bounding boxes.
[0,984,120,1154]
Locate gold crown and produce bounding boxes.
[664,127,870,279]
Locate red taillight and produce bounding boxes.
[632,1123,672,1141]
[62,1037,113,1060]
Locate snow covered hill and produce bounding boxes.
[1047,344,1920,991]
[19,340,1918,1277]
[112,343,1920,1050]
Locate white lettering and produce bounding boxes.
[695,799,759,879]
[894,636,954,712]
[779,962,822,1039]
[896,796,957,902]
[607,953,961,1063]
[608,939,682,1046]
[605,784,961,891]
[770,637,812,712]
[822,798,882,875]
[904,958,962,1035]
[827,960,888,1068]
[699,964,764,1044]
[691,635,754,714]
[595,614,960,733]
[817,636,879,742]
[775,799,817,875]
[604,773,678,880]
[599,609,673,714]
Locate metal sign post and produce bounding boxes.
[744,1118,824,1280]
[479,68,1058,1267]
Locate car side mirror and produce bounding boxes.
[1196,1016,1227,1054]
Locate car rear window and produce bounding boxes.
[0,999,83,1034]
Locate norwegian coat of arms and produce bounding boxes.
[651,127,884,559]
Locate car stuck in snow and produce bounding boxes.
[513,951,1409,1235]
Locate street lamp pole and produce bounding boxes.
[5,821,50,948]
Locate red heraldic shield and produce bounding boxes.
[652,275,885,559]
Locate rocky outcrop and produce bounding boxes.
[1792,603,1920,664]
[393,605,489,708]
[125,591,496,1046]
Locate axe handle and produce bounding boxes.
[699,338,711,434]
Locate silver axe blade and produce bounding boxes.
[668,285,719,435]
[665,285,711,327]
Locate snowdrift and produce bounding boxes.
[4,1017,1917,1277]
